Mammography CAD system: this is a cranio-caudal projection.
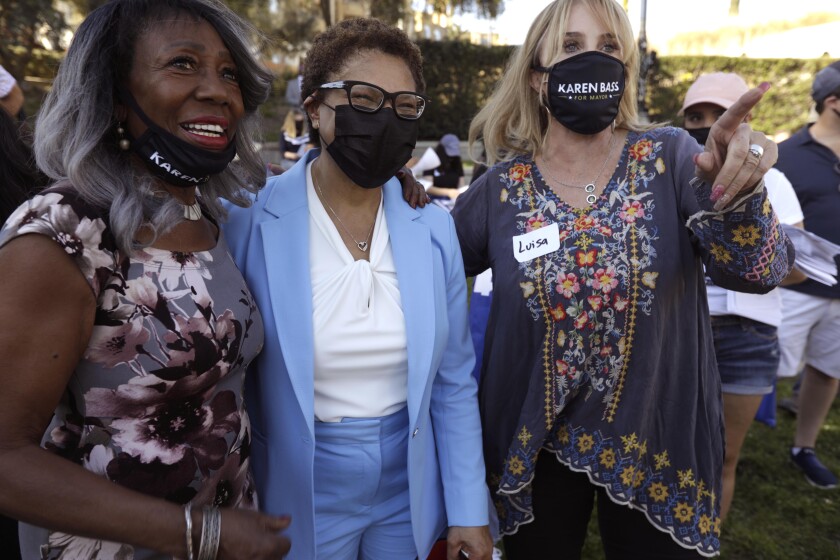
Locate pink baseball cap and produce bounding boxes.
[678,72,750,116]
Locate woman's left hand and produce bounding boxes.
[397,166,430,208]
[694,82,778,211]
[447,525,493,560]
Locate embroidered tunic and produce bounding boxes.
[451,128,794,557]
[0,187,264,560]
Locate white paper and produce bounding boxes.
[782,224,840,286]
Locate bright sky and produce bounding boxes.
[454,0,840,47]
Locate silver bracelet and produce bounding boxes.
[184,503,195,560]
[197,506,221,560]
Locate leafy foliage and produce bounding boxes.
[430,0,504,19]
[0,0,68,79]
[647,56,838,137]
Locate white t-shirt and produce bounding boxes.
[306,162,408,422]
[706,167,804,327]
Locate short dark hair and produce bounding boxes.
[302,18,425,103]
[815,86,840,114]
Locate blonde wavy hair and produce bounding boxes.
[469,0,649,166]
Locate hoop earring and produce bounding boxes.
[117,123,130,151]
[611,120,616,133]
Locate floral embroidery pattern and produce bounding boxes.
[1,189,263,559]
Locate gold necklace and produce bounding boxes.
[538,132,617,204]
[313,171,377,253]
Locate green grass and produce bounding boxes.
[714,379,840,560]
[495,379,840,559]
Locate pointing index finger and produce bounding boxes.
[710,82,770,138]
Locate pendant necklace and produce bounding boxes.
[313,171,377,253]
[539,132,617,205]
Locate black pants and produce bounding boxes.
[503,450,703,560]
[0,514,21,560]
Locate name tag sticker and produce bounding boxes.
[513,222,560,263]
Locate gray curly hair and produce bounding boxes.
[34,0,273,253]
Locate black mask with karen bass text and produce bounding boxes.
[536,51,626,135]
[119,88,237,188]
[324,104,419,189]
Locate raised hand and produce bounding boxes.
[693,82,778,210]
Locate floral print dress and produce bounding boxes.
[451,128,794,557]
[0,188,264,560]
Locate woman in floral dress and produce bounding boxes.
[451,0,794,558]
[0,1,291,558]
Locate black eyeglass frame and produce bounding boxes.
[316,80,430,120]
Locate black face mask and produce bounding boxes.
[686,127,711,146]
[295,120,305,137]
[119,88,237,188]
[324,104,418,189]
[536,51,626,135]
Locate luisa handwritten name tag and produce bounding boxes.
[512,222,560,263]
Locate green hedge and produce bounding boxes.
[416,41,838,140]
[416,40,514,141]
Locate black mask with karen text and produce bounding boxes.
[119,88,237,188]
[536,51,626,135]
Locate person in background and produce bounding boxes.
[285,61,304,107]
[423,133,465,209]
[0,1,293,558]
[0,86,45,560]
[223,17,492,560]
[277,107,313,171]
[452,0,793,558]
[775,60,840,490]
[681,71,806,520]
[0,65,24,120]
[0,104,41,222]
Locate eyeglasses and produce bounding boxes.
[317,80,429,120]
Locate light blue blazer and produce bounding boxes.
[222,150,489,560]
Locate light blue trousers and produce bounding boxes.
[313,406,416,560]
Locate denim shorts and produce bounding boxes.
[711,315,780,395]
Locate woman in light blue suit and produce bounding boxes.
[223,19,491,560]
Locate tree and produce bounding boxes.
[322,0,504,27]
[430,0,504,19]
[729,0,739,16]
[229,0,323,54]
[0,0,68,79]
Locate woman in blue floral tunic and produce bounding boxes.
[451,1,794,558]
[0,1,291,559]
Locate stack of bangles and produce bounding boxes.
[184,503,222,560]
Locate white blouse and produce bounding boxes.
[306,162,408,422]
